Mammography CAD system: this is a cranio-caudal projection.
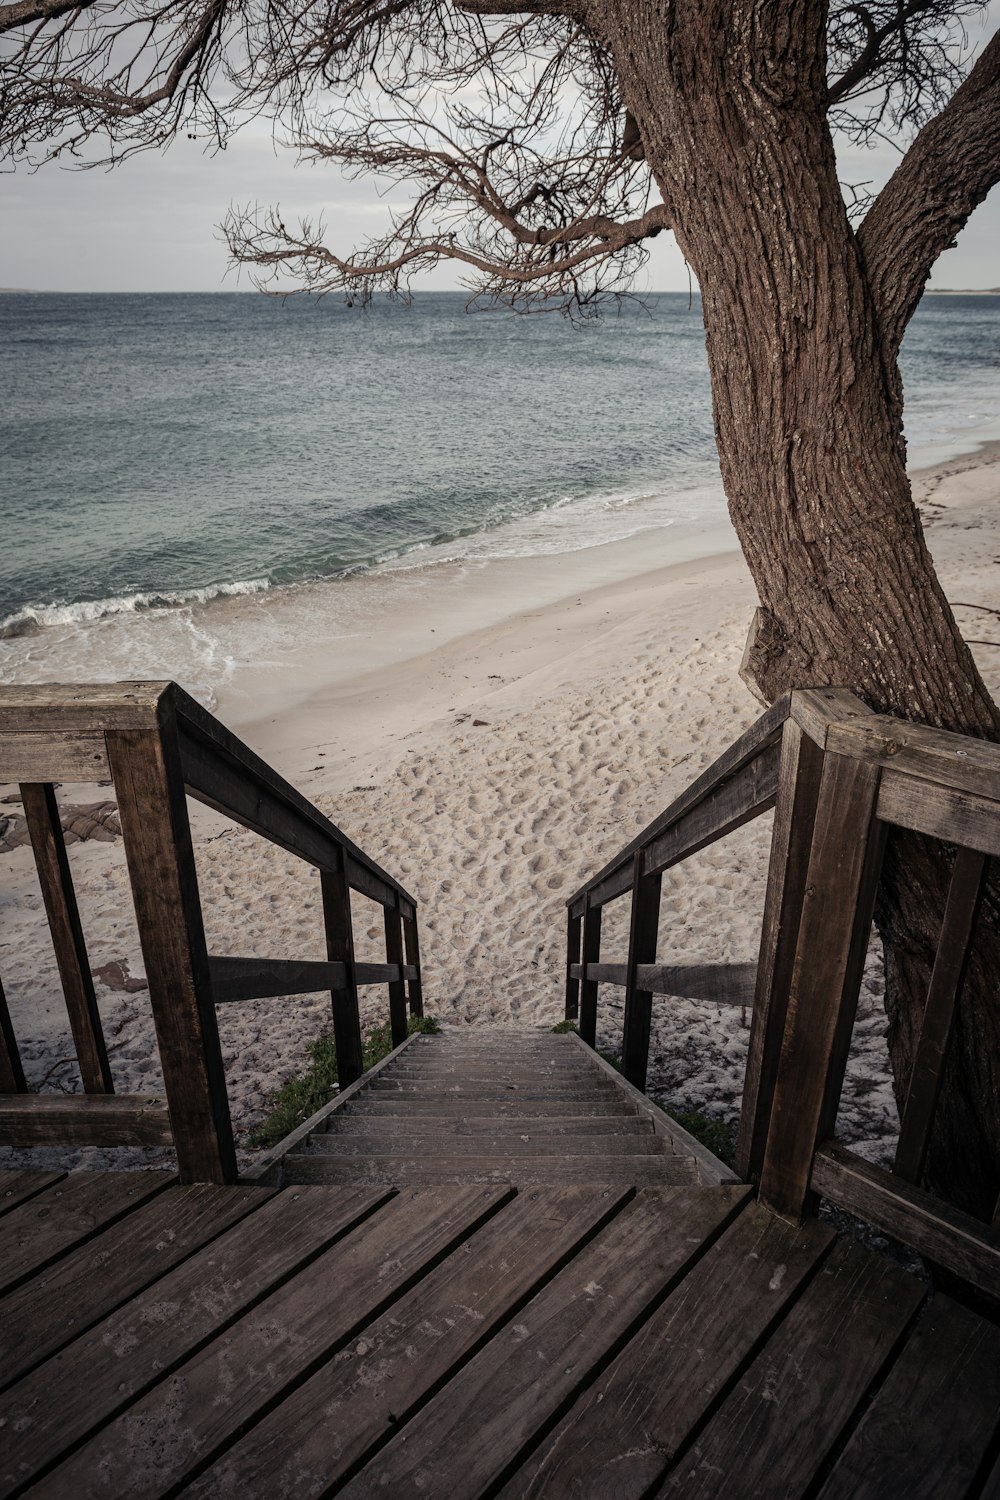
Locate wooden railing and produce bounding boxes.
[0,681,422,1184]
[567,686,1000,1298]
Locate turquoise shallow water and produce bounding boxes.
[1,290,997,643]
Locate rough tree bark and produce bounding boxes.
[589,0,1000,1215]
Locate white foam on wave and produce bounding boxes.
[0,576,271,639]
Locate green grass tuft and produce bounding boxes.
[666,1109,736,1167]
[550,1019,578,1034]
[247,1013,440,1150]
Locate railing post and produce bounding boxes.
[321,858,364,1089]
[757,751,885,1220]
[0,974,27,1093]
[402,906,424,1018]
[383,898,408,1047]
[564,909,582,1021]
[736,720,825,1182]
[106,706,236,1185]
[20,781,114,1095]
[621,852,662,1091]
[578,896,602,1047]
[893,847,989,1185]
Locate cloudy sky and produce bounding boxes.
[2,11,998,294]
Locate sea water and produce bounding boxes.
[1,290,997,702]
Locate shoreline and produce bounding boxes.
[225,435,1000,791]
[1,437,998,1175]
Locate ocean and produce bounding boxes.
[2,290,998,703]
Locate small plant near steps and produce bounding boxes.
[248,1015,440,1150]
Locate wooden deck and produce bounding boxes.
[3,1031,999,1499]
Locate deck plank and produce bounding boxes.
[500,1204,835,1498]
[0,1170,173,1296]
[0,1171,66,1218]
[657,1240,927,1499]
[34,1185,510,1499]
[184,1185,634,1498]
[0,1184,273,1390]
[0,1185,390,1497]
[815,1296,1000,1500]
[334,1185,751,1499]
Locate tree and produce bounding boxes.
[3,0,999,1213]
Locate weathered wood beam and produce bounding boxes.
[736,720,825,1184]
[19,782,114,1096]
[0,1094,173,1147]
[786,687,873,747]
[621,853,662,1092]
[877,771,1000,856]
[107,718,236,1185]
[812,1141,1000,1302]
[208,955,415,1002]
[567,695,790,916]
[0,680,168,728]
[578,898,602,1047]
[172,684,414,909]
[894,848,989,1185]
[758,752,886,1221]
[402,910,424,1018]
[828,713,1000,802]
[569,961,758,1005]
[0,974,27,1094]
[564,910,582,1020]
[0,733,109,782]
[642,742,780,879]
[383,902,408,1047]
[322,861,364,1088]
[209,955,348,1003]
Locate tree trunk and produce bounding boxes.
[595,0,1000,1216]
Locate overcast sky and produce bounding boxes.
[2,12,998,294]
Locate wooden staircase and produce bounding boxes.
[280,1029,702,1186]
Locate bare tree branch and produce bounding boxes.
[829,0,946,103]
[0,0,93,28]
[826,0,988,143]
[226,195,666,298]
[456,0,580,14]
[859,25,1000,355]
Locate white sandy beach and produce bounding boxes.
[2,440,998,1173]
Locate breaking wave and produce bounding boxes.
[0,577,271,640]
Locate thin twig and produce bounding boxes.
[954,601,1000,618]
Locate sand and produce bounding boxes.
[2,440,998,1175]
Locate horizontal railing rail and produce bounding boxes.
[566,685,1000,1296]
[0,681,423,1183]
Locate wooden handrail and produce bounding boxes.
[565,684,1000,1296]
[568,962,757,1006]
[0,681,423,1183]
[811,1142,999,1301]
[566,693,791,917]
[209,956,419,1003]
[172,684,415,914]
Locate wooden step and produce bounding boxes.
[347,1098,638,1118]
[282,1155,699,1186]
[325,1114,654,1137]
[307,1134,669,1158]
[393,1074,599,1083]
[367,1085,619,1102]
